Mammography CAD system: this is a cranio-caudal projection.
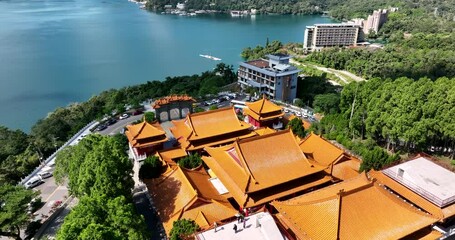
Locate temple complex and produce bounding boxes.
[125,121,168,161]
[170,107,256,152]
[272,174,441,240]
[146,165,237,235]
[243,96,284,129]
[203,130,333,208]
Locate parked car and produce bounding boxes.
[95,124,107,131]
[132,109,143,115]
[296,112,302,117]
[38,171,53,179]
[119,113,129,120]
[25,176,43,189]
[106,118,117,125]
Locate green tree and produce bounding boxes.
[169,219,199,240]
[359,147,399,172]
[313,93,340,114]
[57,195,149,240]
[54,135,133,198]
[139,156,162,179]
[179,153,202,169]
[0,184,38,240]
[144,112,155,123]
[287,118,307,138]
[209,105,218,111]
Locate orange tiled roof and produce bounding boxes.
[272,174,439,240]
[147,166,236,235]
[330,158,360,181]
[152,95,196,109]
[170,107,256,150]
[157,147,188,165]
[203,130,330,207]
[253,127,277,136]
[244,96,283,121]
[125,121,168,148]
[299,133,345,167]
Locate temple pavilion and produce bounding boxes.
[146,165,237,235]
[170,107,256,152]
[125,121,168,161]
[202,130,333,208]
[243,96,284,129]
[272,174,441,240]
[299,133,361,181]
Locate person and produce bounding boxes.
[243,218,246,228]
[235,212,241,223]
[244,208,249,217]
[214,222,218,233]
[233,224,238,233]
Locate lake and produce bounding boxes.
[0,0,335,131]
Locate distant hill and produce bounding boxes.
[146,0,455,21]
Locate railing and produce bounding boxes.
[130,144,147,162]
[20,120,98,185]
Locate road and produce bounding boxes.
[289,58,365,85]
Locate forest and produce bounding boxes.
[310,77,455,169]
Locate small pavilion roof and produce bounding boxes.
[203,130,329,207]
[272,174,439,240]
[146,166,236,235]
[244,96,284,121]
[299,133,346,167]
[152,95,196,109]
[125,121,167,148]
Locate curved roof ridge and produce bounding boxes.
[234,140,258,190]
[131,121,147,139]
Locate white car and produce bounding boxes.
[38,171,53,179]
[119,113,129,120]
[25,176,43,189]
[296,112,302,117]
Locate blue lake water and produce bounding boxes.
[0,0,335,131]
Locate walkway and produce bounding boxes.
[290,58,366,85]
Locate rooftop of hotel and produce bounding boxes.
[382,156,455,208]
[195,211,285,240]
[242,58,298,74]
[273,174,439,240]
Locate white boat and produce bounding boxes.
[199,54,222,61]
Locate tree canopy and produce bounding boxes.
[169,219,199,240]
[54,134,133,198]
[0,184,37,240]
[287,117,307,138]
[57,195,149,240]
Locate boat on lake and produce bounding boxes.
[199,54,221,61]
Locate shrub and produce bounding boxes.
[139,156,162,179]
[144,112,155,123]
[169,219,199,240]
[179,153,202,169]
[287,118,306,138]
